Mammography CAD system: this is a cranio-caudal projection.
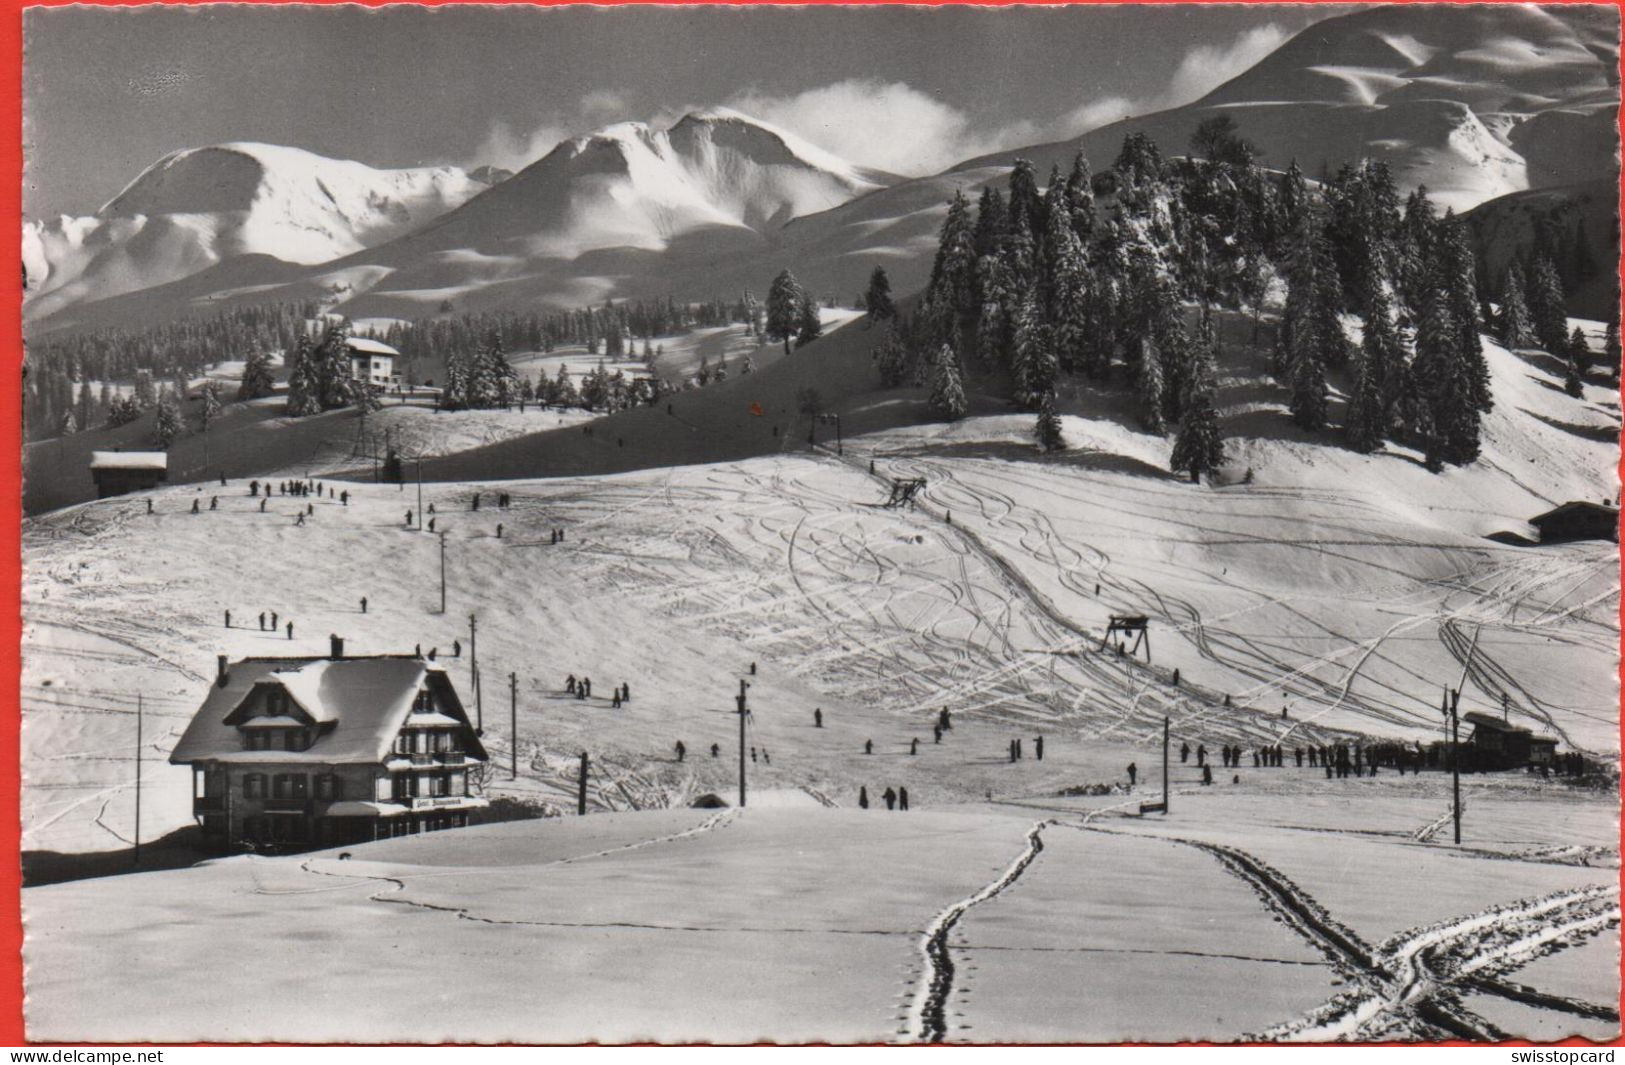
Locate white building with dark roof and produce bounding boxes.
[345,336,400,389]
[170,637,488,850]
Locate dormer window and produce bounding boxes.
[267,688,290,715]
[413,689,433,714]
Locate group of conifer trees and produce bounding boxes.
[23,300,318,441]
[878,118,1600,479]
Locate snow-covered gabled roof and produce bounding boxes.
[89,451,167,471]
[344,337,400,357]
[170,656,485,765]
[1463,711,1529,735]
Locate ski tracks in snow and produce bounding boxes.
[1173,836,1619,1041]
[906,819,1052,1043]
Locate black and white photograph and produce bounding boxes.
[17,0,1623,1045]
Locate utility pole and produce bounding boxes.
[736,679,749,808]
[1450,687,1462,845]
[1162,716,1170,816]
[1449,624,1479,846]
[509,671,518,780]
[469,614,481,732]
[134,693,143,865]
[416,457,424,531]
[438,530,447,614]
[577,752,589,816]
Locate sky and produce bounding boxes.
[23,4,1344,218]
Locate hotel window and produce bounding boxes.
[272,774,309,800]
[243,773,265,799]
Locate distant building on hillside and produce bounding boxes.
[345,337,401,390]
[170,637,489,851]
[88,450,167,499]
[1462,711,1559,771]
[1530,501,1618,544]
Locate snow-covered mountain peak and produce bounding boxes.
[24,142,492,323]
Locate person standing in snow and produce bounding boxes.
[858,786,869,809]
[1127,762,1138,786]
[711,743,720,758]
[1196,743,1207,767]
[910,738,918,755]
[675,740,686,762]
[1180,741,1190,764]
[1201,765,1213,786]
[360,596,368,614]
[258,612,266,631]
[883,787,897,811]
[1034,735,1044,761]
[865,740,873,755]
[814,708,822,728]
[286,621,294,640]
[898,787,909,811]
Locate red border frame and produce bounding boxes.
[1,0,1621,1050]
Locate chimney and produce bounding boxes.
[217,655,229,688]
[330,635,345,661]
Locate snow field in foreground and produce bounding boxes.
[23,797,1617,1043]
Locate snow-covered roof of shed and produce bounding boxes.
[344,337,400,357]
[170,656,473,765]
[90,451,167,471]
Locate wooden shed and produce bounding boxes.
[1530,501,1618,544]
[89,451,168,499]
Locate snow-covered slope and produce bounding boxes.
[956,4,1619,213]
[22,143,498,323]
